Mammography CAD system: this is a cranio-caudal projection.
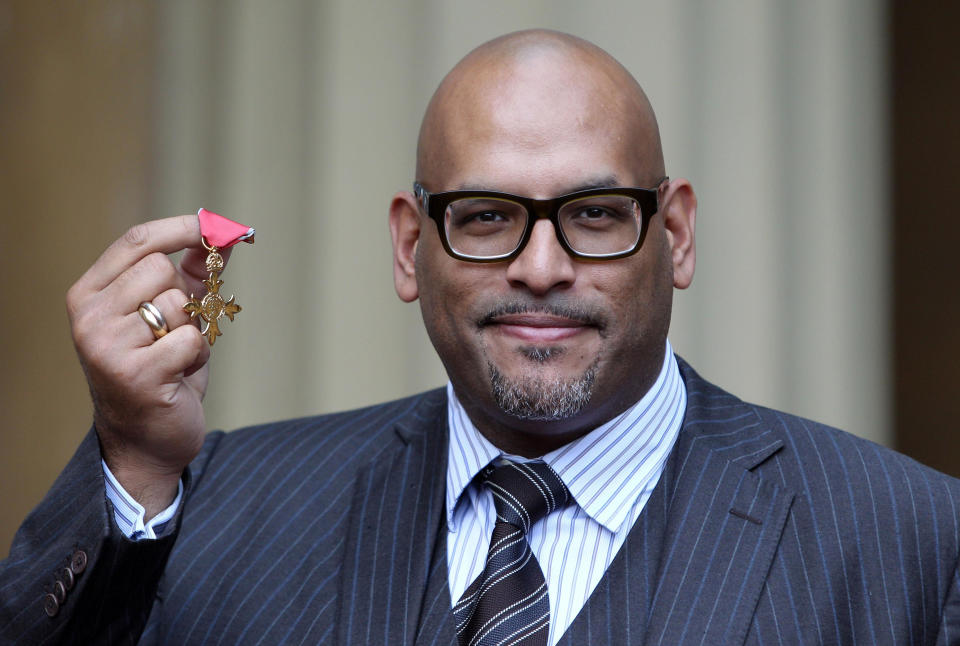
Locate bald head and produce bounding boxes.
[416,30,664,191]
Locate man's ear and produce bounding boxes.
[389,190,421,302]
[660,178,697,289]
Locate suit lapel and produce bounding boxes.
[644,361,795,646]
[335,390,456,646]
[411,517,457,646]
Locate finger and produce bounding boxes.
[77,215,201,294]
[183,330,211,378]
[117,287,194,348]
[90,308,168,355]
[99,251,189,317]
[142,322,209,382]
[152,288,195,332]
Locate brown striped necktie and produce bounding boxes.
[453,461,570,646]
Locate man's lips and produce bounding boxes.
[485,313,595,344]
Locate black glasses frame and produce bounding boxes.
[412,179,666,262]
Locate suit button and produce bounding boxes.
[70,549,87,575]
[43,593,59,617]
[62,567,75,590]
[53,580,67,603]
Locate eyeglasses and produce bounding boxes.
[413,179,666,262]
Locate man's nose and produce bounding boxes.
[504,219,576,295]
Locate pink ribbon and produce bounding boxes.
[198,208,255,249]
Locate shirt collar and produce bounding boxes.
[445,340,687,534]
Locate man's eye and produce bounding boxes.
[460,210,508,225]
[578,207,610,220]
[571,207,622,224]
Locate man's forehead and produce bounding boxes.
[425,100,644,196]
[417,31,663,189]
[452,175,625,197]
[455,174,622,192]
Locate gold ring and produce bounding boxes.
[138,301,169,339]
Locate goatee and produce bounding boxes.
[489,357,598,421]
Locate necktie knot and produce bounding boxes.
[483,461,570,534]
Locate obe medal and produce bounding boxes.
[183,208,255,346]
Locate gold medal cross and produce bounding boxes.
[183,245,241,346]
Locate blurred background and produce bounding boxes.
[1,0,957,554]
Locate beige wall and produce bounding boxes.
[0,2,155,552]
[1,0,889,553]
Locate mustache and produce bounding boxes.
[476,301,607,328]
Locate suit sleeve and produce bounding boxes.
[0,428,183,646]
[937,559,960,646]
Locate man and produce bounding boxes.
[2,29,958,646]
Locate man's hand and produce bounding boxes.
[66,215,229,519]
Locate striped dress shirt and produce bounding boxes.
[103,459,181,539]
[446,340,686,645]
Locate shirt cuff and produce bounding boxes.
[102,459,183,541]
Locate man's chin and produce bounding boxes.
[487,357,599,422]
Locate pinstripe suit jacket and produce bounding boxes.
[2,358,959,645]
